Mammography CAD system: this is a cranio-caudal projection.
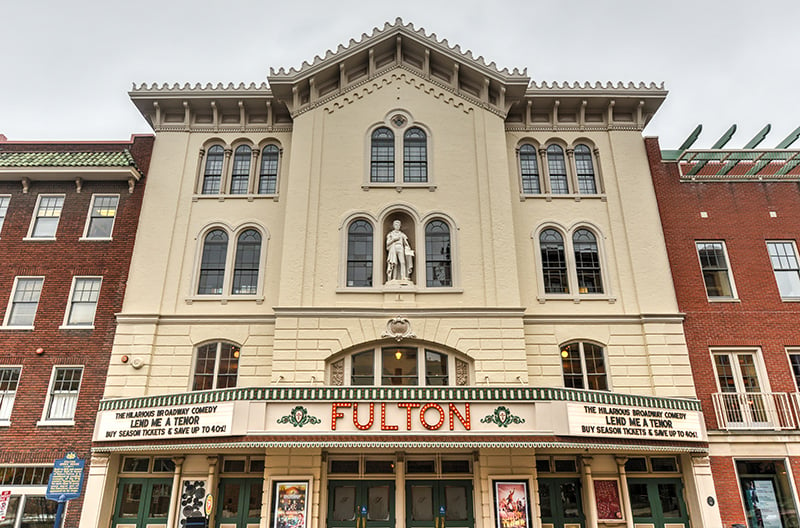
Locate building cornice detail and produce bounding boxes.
[115,313,276,325]
[523,313,685,324]
[271,307,526,318]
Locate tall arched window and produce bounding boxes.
[230,145,252,194]
[193,341,240,390]
[540,229,568,294]
[560,341,608,390]
[425,220,451,287]
[370,127,394,183]
[259,145,280,194]
[403,127,427,183]
[574,145,597,194]
[202,145,224,194]
[232,230,261,294]
[346,220,373,287]
[573,229,603,293]
[546,145,568,194]
[329,347,471,386]
[198,230,228,294]
[519,144,540,194]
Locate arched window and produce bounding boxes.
[329,347,470,386]
[259,145,280,194]
[370,127,394,183]
[573,229,603,293]
[546,145,568,194]
[560,342,608,390]
[192,341,240,391]
[229,146,252,194]
[540,229,568,294]
[574,145,597,194]
[198,230,228,294]
[232,230,261,294]
[202,145,224,194]
[403,127,427,183]
[346,220,373,287]
[519,144,540,194]
[425,220,451,287]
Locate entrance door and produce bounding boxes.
[713,351,770,428]
[217,478,263,528]
[627,478,689,528]
[406,480,474,528]
[328,481,395,528]
[537,479,584,528]
[112,478,172,528]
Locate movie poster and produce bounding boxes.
[493,481,530,528]
[274,481,309,528]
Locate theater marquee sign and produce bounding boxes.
[93,387,706,443]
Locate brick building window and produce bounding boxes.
[696,241,736,299]
[560,341,608,390]
[28,195,64,238]
[0,196,9,235]
[63,277,102,327]
[42,366,83,423]
[3,277,44,328]
[0,367,21,422]
[767,241,800,299]
[192,341,240,391]
[788,351,800,391]
[84,194,119,239]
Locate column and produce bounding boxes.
[78,453,114,528]
[566,148,579,195]
[249,147,261,194]
[614,457,633,528]
[538,148,551,194]
[206,456,220,528]
[580,456,597,528]
[684,455,723,528]
[167,456,185,528]
[195,149,206,194]
[220,148,232,195]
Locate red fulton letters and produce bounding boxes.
[331,402,472,431]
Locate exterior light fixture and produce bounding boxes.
[395,350,403,360]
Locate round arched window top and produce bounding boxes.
[391,114,408,127]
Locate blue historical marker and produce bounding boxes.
[46,452,85,528]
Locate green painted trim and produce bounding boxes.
[99,386,701,412]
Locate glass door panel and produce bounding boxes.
[217,479,263,528]
[537,479,584,528]
[626,478,688,527]
[328,481,394,528]
[113,479,172,528]
[406,480,473,528]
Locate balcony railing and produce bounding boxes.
[712,392,795,431]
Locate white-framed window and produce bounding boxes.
[536,225,607,299]
[367,113,431,187]
[787,349,800,391]
[0,366,21,423]
[0,195,10,235]
[329,346,471,386]
[192,341,240,390]
[560,341,609,390]
[767,241,800,299]
[41,366,83,424]
[3,277,44,328]
[27,194,64,239]
[696,241,737,300]
[712,349,771,427]
[0,494,59,528]
[195,226,265,298]
[62,276,102,328]
[83,194,119,239]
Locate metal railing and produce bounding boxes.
[712,392,795,430]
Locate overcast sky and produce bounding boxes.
[2,0,798,149]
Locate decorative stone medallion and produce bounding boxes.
[381,316,416,342]
[480,406,525,428]
[277,406,322,427]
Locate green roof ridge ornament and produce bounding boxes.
[686,124,737,176]
[717,124,771,175]
[677,124,703,151]
[744,125,800,176]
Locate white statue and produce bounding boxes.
[386,220,414,282]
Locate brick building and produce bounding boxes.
[648,129,800,528]
[0,135,153,527]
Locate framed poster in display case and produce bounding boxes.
[492,480,531,528]
[273,480,311,528]
[593,479,623,521]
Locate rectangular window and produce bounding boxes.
[43,366,83,422]
[28,195,64,238]
[767,241,800,299]
[789,351,800,390]
[0,196,10,234]
[84,194,119,239]
[696,241,736,299]
[4,277,44,327]
[737,459,800,528]
[0,367,21,421]
[64,277,102,327]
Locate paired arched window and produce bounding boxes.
[199,142,281,196]
[369,118,429,184]
[537,226,605,296]
[329,346,470,386]
[197,226,265,296]
[192,341,240,391]
[560,341,608,390]
[518,142,600,195]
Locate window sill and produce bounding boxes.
[22,236,56,241]
[336,286,463,294]
[79,236,113,242]
[0,325,34,331]
[186,295,264,305]
[520,193,606,202]
[537,294,616,304]
[36,419,75,427]
[707,297,741,303]
[780,297,800,302]
[59,324,95,330]
[362,183,437,192]
[192,194,278,202]
[0,420,10,427]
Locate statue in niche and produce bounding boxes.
[386,219,414,282]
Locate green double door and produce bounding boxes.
[537,478,584,528]
[328,481,395,528]
[112,478,172,528]
[406,480,474,528]
[627,478,688,527]
[217,478,263,528]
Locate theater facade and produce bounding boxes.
[79,21,722,528]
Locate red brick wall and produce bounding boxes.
[710,456,747,527]
[0,135,152,527]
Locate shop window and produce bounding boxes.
[83,194,119,239]
[346,219,374,287]
[560,341,608,391]
[737,459,800,528]
[2,495,58,528]
[229,145,252,194]
[63,276,102,327]
[42,366,82,423]
[425,220,451,287]
[28,195,64,238]
[767,241,800,299]
[202,145,225,194]
[3,277,44,328]
[0,367,21,422]
[192,341,240,391]
[546,145,568,194]
[332,347,470,386]
[696,241,736,299]
[518,144,540,194]
[258,145,280,194]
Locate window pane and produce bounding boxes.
[403,127,427,183]
[119,483,143,517]
[347,220,373,287]
[122,457,150,472]
[573,229,603,294]
[538,482,552,518]
[790,354,800,390]
[370,127,394,183]
[658,483,681,518]
[221,482,241,518]
[425,220,451,287]
[628,483,652,517]
[351,350,374,385]
[0,197,8,233]
[519,144,540,194]
[198,230,228,294]
[9,278,43,326]
[574,145,597,194]
[87,195,119,238]
[382,348,418,386]
[31,196,64,237]
[561,482,580,518]
[561,343,584,389]
[67,277,101,326]
[216,343,240,389]
[410,485,434,521]
[149,483,172,518]
[768,242,800,297]
[444,485,468,521]
[47,367,82,420]
[367,485,390,521]
[193,343,217,391]
[259,145,279,194]
[697,242,733,298]
[0,367,21,420]
[425,350,448,385]
[547,145,568,194]
[540,230,568,294]
[232,230,261,295]
[332,486,356,521]
[583,343,608,390]
[203,145,224,194]
[248,480,263,517]
[230,146,251,194]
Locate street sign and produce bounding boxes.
[46,452,85,502]
[0,490,12,521]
